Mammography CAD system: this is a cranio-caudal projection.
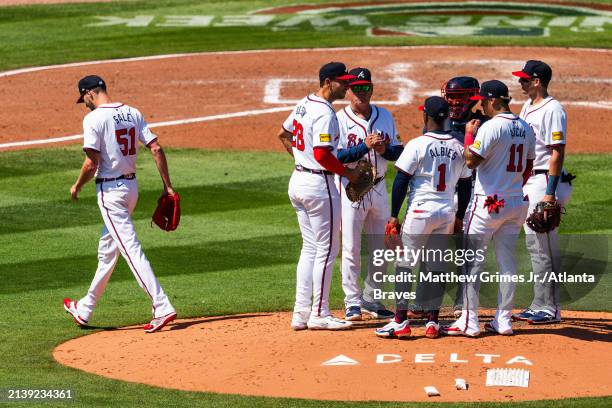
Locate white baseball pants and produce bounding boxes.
[289,170,340,318]
[523,172,573,316]
[457,194,529,335]
[76,178,175,321]
[338,179,389,308]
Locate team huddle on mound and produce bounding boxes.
[277,60,573,338]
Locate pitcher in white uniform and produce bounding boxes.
[63,75,177,333]
[277,63,362,331]
[335,67,404,321]
[442,80,536,337]
[511,60,573,325]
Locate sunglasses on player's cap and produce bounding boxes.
[470,80,512,101]
[76,75,106,104]
[418,96,449,118]
[512,60,552,83]
[319,62,356,82]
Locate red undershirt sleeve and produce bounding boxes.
[313,147,346,176]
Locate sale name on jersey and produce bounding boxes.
[113,110,135,125]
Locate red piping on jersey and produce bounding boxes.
[100,182,156,316]
[344,106,368,136]
[495,114,519,121]
[468,148,485,160]
[523,98,555,119]
[318,175,334,317]
[422,133,453,141]
[462,195,479,334]
[306,94,335,114]
[145,138,158,148]
[98,103,125,109]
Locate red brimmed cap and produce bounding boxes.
[470,80,511,101]
[512,60,552,83]
[319,62,356,82]
[348,67,372,86]
[418,96,449,118]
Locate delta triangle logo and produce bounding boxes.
[322,354,359,366]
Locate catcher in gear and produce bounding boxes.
[442,76,489,143]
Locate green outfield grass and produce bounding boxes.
[0,0,610,70]
[0,0,610,406]
[0,147,610,407]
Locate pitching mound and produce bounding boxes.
[53,310,611,402]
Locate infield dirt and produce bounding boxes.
[1,47,610,153]
[54,310,611,402]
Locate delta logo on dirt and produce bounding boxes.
[87,1,611,37]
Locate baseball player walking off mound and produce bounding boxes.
[63,75,177,333]
[278,62,363,331]
[443,80,535,337]
[511,60,573,324]
[376,96,472,339]
[335,67,404,321]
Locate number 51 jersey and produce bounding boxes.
[395,131,471,203]
[83,102,157,178]
[282,94,340,171]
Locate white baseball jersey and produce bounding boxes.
[336,105,401,175]
[83,103,156,178]
[395,131,471,203]
[282,94,340,171]
[519,96,566,170]
[469,113,536,197]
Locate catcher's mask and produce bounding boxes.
[441,76,480,121]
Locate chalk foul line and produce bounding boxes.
[0,106,293,149]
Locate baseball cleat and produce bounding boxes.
[63,298,88,327]
[361,299,395,320]
[345,306,362,321]
[512,308,536,321]
[527,311,561,325]
[307,315,352,330]
[484,322,513,336]
[375,320,411,338]
[291,311,310,331]
[441,324,480,338]
[144,312,177,333]
[425,321,440,338]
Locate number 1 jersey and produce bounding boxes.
[82,103,157,178]
[395,131,471,203]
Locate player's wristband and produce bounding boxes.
[464,132,474,148]
[545,175,560,196]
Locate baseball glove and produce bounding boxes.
[384,221,401,249]
[152,192,181,232]
[526,200,563,233]
[345,159,376,203]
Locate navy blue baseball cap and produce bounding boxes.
[470,80,511,101]
[348,67,372,85]
[76,75,106,103]
[512,60,552,83]
[418,96,449,118]
[319,62,356,83]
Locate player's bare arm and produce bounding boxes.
[148,140,175,195]
[543,144,565,202]
[277,128,294,156]
[70,148,100,200]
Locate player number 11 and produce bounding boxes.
[115,127,136,156]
